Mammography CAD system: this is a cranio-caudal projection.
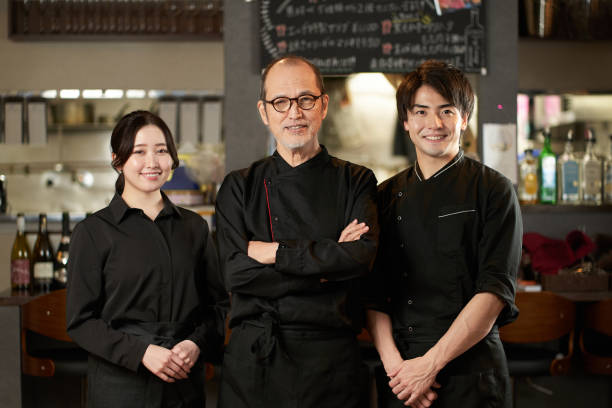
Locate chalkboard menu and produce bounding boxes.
[260,0,486,74]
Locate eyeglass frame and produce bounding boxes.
[262,93,326,113]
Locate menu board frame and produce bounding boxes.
[260,0,487,74]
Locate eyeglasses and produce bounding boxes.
[264,94,324,113]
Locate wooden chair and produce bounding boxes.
[579,298,612,375]
[500,291,576,376]
[21,289,87,377]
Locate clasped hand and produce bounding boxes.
[142,340,200,383]
[387,356,441,408]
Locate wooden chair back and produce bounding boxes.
[579,298,612,375]
[500,291,576,375]
[500,291,576,343]
[21,289,73,376]
[582,298,612,337]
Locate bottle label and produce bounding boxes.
[583,162,602,195]
[34,262,54,279]
[525,173,538,195]
[605,166,612,195]
[541,156,556,189]
[562,160,579,195]
[11,259,30,285]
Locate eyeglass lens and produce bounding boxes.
[273,95,317,112]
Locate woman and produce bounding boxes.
[66,110,227,408]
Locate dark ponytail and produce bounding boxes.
[115,172,125,194]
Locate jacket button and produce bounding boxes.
[407,299,413,305]
[408,326,413,332]
[397,215,402,221]
[398,192,403,197]
[273,216,278,222]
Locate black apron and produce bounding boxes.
[376,328,512,408]
[219,313,369,408]
[86,322,206,408]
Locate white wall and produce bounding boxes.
[0,2,224,92]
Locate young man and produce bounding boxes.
[367,60,522,408]
[215,55,379,407]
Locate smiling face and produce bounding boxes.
[257,60,329,157]
[117,125,173,197]
[404,84,468,171]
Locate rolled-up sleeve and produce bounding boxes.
[475,176,522,326]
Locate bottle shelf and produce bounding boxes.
[521,204,612,214]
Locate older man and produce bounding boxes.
[215,55,379,408]
[366,60,522,408]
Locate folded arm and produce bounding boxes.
[215,173,320,299]
[274,170,379,281]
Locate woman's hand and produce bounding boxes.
[171,340,201,371]
[142,344,190,383]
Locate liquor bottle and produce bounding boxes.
[557,129,581,204]
[581,129,603,205]
[519,148,538,204]
[538,129,556,204]
[53,212,70,289]
[605,134,612,204]
[464,8,485,71]
[10,213,31,292]
[32,213,54,292]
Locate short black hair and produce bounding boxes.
[259,55,326,101]
[396,60,474,123]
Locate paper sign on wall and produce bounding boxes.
[482,123,517,184]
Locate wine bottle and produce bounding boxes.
[32,213,54,292]
[581,129,603,205]
[604,134,612,204]
[557,129,581,204]
[54,212,70,289]
[10,213,31,292]
[538,128,557,204]
[519,148,538,204]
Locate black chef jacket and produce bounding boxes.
[369,150,521,334]
[66,193,227,372]
[215,146,379,332]
[368,151,521,407]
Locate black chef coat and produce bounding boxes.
[368,150,521,407]
[66,193,227,407]
[215,146,379,332]
[215,146,378,408]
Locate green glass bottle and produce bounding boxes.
[538,129,557,204]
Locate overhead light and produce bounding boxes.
[103,89,124,99]
[59,89,80,99]
[347,73,395,94]
[126,89,146,99]
[148,90,164,98]
[82,89,103,99]
[41,90,57,99]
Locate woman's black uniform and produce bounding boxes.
[368,151,522,407]
[66,193,227,408]
[215,147,379,408]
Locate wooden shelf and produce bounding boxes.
[521,204,612,214]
